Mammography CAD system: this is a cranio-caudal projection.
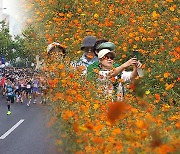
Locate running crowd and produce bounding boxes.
[0,67,47,115]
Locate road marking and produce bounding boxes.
[0,119,25,140]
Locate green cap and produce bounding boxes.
[96,42,115,51]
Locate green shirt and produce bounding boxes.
[87,61,120,80]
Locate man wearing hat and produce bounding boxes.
[87,47,142,100]
[72,36,98,74]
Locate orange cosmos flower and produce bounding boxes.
[156,144,175,154]
[164,72,171,78]
[107,101,130,124]
[155,93,161,102]
[85,122,94,130]
[58,64,64,69]
[62,110,75,120]
[92,137,104,144]
[135,120,148,129]
[165,83,174,90]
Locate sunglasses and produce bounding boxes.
[103,55,115,60]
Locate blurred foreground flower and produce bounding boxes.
[107,101,131,124]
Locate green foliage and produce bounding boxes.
[0,21,36,67]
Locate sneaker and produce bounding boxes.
[7,111,11,115]
[27,103,30,107]
[33,101,36,104]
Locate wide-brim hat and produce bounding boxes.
[81,36,96,50]
[98,49,115,59]
[96,42,115,51]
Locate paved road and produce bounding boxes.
[0,95,58,154]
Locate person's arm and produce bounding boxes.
[3,87,7,95]
[109,58,137,77]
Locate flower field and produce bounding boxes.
[21,0,179,153]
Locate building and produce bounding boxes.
[0,0,9,28]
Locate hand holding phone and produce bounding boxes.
[133,50,139,59]
[133,50,144,77]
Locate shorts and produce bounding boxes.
[33,87,38,92]
[15,89,21,95]
[20,87,26,92]
[7,96,15,103]
[26,88,32,95]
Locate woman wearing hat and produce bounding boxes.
[47,42,66,60]
[87,47,142,100]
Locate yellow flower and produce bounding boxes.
[152,11,160,19]
[79,126,87,131]
[145,90,150,95]
[94,13,99,19]
[77,50,82,54]
[93,104,99,110]
[133,45,137,49]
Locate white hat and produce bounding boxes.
[47,42,61,53]
[98,49,115,59]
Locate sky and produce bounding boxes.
[3,0,20,17]
[3,0,24,36]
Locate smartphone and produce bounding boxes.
[133,50,139,59]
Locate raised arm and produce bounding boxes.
[109,58,137,77]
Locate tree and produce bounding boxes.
[0,21,35,67]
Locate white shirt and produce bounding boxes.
[117,71,132,100]
[97,70,132,100]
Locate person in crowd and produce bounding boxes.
[87,46,142,100]
[19,76,26,103]
[47,42,66,60]
[14,79,21,103]
[32,75,40,104]
[3,79,15,115]
[40,78,48,104]
[26,77,33,106]
[87,41,116,75]
[0,74,6,96]
[71,36,98,74]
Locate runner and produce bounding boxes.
[3,79,15,115]
[40,78,48,104]
[32,75,39,104]
[14,79,21,103]
[0,74,6,96]
[19,76,26,103]
[26,77,33,106]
